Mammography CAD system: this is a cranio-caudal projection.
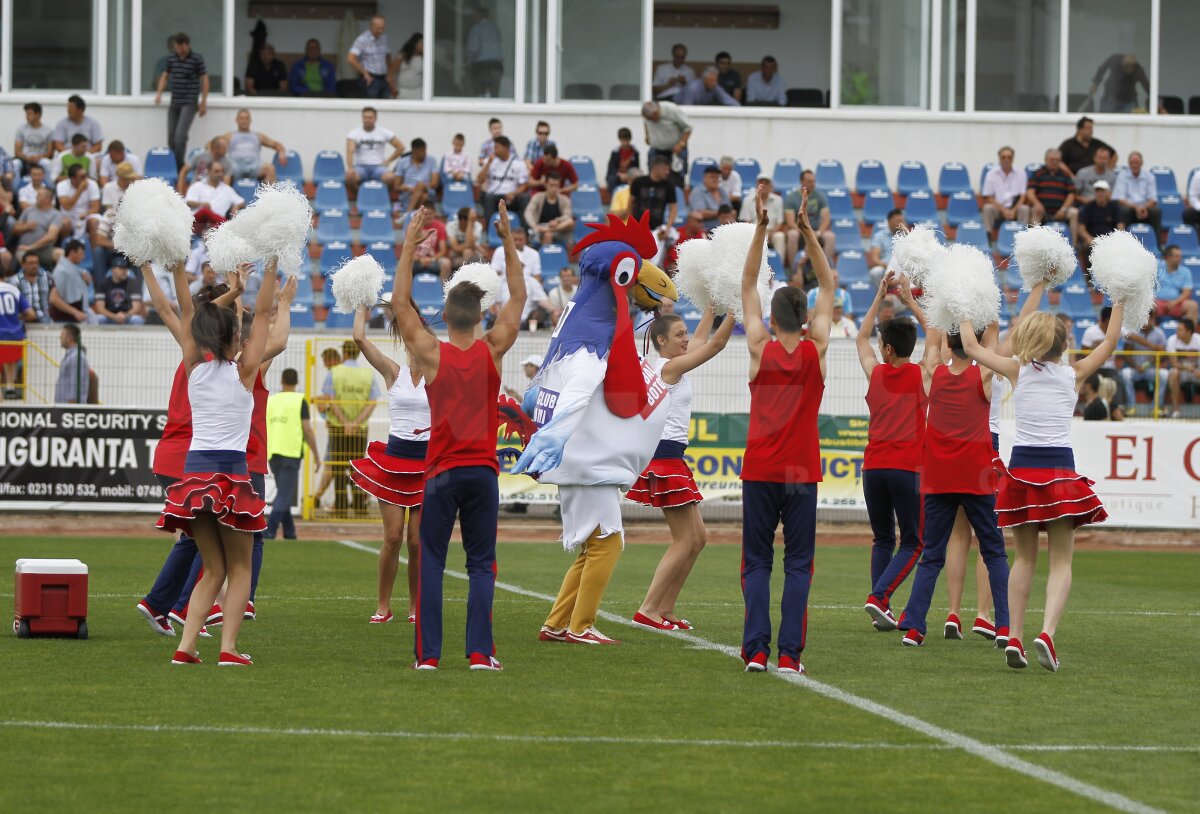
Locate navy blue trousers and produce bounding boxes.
[741,480,817,661]
[266,454,301,539]
[898,492,1010,636]
[415,466,499,662]
[863,469,923,604]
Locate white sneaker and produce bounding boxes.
[565,626,621,645]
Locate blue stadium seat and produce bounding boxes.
[765,249,784,281]
[826,188,853,220]
[312,150,346,184]
[903,189,937,223]
[955,220,989,252]
[315,210,351,244]
[937,162,972,196]
[1014,286,1049,312]
[1024,162,1042,177]
[314,180,349,214]
[143,147,176,182]
[836,249,868,283]
[978,162,998,191]
[574,213,603,243]
[1150,165,1178,197]
[289,301,315,328]
[832,218,862,252]
[945,191,981,226]
[1003,261,1025,292]
[1169,224,1199,256]
[1129,223,1160,256]
[412,273,444,320]
[441,181,476,214]
[896,161,930,197]
[996,221,1025,256]
[359,209,395,243]
[771,158,803,195]
[673,185,688,227]
[1046,221,1070,240]
[293,272,314,305]
[569,155,598,187]
[356,181,390,213]
[540,243,567,278]
[234,178,258,204]
[855,159,889,195]
[688,156,717,189]
[274,150,305,187]
[1073,318,1095,346]
[675,297,703,332]
[862,189,893,225]
[319,240,352,275]
[1061,280,1094,319]
[1161,195,1184,229]
[366,241,396,273]
[847,279,872,304]
[572,184,604,217]
[488,210,520,244]
[734,157,762,188]
[815,159,846,191]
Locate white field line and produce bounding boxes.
[334,539,1168,814]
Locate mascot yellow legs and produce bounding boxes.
[544,528,623,633]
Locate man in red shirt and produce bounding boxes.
[738,184,833,676]
[529,145,579,195]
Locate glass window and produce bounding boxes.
[976,0,1059,111]
[939,0,966,111]
[13,0,94,90]
[559,0,642,101]
[108,0,133,95]
[141,0,225,94]
[1067,0,1151,114]
[433,0,517,98]
[841,0,927,107]
[1158,0,1198,110]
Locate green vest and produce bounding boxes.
[329,362,375,429]
[267,390,306,459]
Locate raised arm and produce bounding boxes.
[894,274,927,331]
[484,199,526,358]
[855,273,890,380]
[801,186,836,373]
[661,309,735,383]
[960,319,1019,386]
[741,185,771,367]
[142,262,182,343]
[1073,302,1125,379]
[237,260,278,383]
[263,271,295,363]
[170,260,203,368]
[389,209,440,373]
[920,327,942,393]
[352,304,400,388]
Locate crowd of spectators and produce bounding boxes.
[653,45,792,107]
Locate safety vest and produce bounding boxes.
[328,361,375,429]
[267,390,307,459]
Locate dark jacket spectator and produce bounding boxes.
[605,128,640,191]
[245,44,287,95]
[289,39,337,96]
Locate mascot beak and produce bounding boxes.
[631,261,678,312]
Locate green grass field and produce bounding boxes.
[1,532,1195,813]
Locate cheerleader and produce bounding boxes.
[157,258,278,666]
[348,304,432,625]
[629,306,734,631]
[959,282,1121,672]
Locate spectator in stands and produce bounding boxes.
[51,134,92,182]
[641,101,691,187]
[739,176,785,257]
[347,15,395,99]
[185,160,245,219]
[345,106,406,197]
[1059,116,1117,176]
[653,43,695,101]
[1080,373,1122,420]
[143,262,181,322]
[688,166,728,231]
[829,303,857,338]
[16,165,48,213]
[410,202,452,280]
[630,155,678,265]
[392,33,424,100]
[98,141,141,187]
[524,172,575,246]
[466,6,504,97]
[524,120,555,170]
[668,212,708,267]
[605,127,640,191]
[244,43,287,96]
[867,208,905,287]
[51,95,103,156]
[745,56,786,106]
[14,102,53,177]
[490,226,551,329]
[1073,145,1116,205]
[548,267,577,325]
[1078,181,1124,266]
[1113,151,1161,235]
[479,117,504,165]
[1120,317,1168,410]
[1024,148,1078,236]
[529,145,579,195]
[447,206,485,265]
[289,38,337,97]
[392,138,439,213]
[981,146,1030,235]
[50,240,93,323]
[0,267,35,398]
[714,52,742,102]
[718,202,737,226]
[56,165,101,241]
[1089,53,1149,113]
[153,34,207,172]
[176,135,228,192]
[93,263,145,325]
[678,67,739,106]
[808,269,852,316]
[1056,311,1076,352]
[1081,306,1125,411]
[221,109,286,184]
[609,167,639,218]
[442,133,471,182]
[784,169,835,264]
[717,156,743,210]
[54,324,90,404]
[1166,318,1200,418]
[187,258,216,296]
[1183,166,1200,231]
[13,189,62,269]
[477,136,528,219]
[17,250,68,323]
[1155,245,1198,322]
[101,161,138,212]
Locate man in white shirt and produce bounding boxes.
[346,15,393,99]
[1185,168,1200,230]
[829,303,858,338]
[491,226,551,327]
[718,156,744,210]
[1112,150,1161,234]
[652,43,695,101]
[547,267,578,325]
[1166,318,1200,418]
[101,162,139,210]
[98,140,142,187]
[744,56,787,106]
[345,106,405,196]
[185,160,245,220]
[477,136,528,218]
[55,165,101,240]
[738,176,786,259]
[17,164,50,211]
[981,145,1030,234]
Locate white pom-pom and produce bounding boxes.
[229,182,313,276]
[707,222,771,321]
[112,178,194,266]
[920,244,1002,332]
[672,237,714,311]
[330,255,386,314]
[1089,231,1158,332]
[1013,225,1077,289]
[204,220,260,275]
[444,262,501,311]
[891,225,946,289]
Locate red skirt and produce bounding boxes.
[626,458,703,508]
[350,441,426,508]
[0,342,23,365]
[994,466,1108,530]
[157,473,267,535]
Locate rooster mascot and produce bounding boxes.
[512,213,678,644]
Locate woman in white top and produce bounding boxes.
[393,33,424,100]
[157,258,278,667]
[348,305,432,624]
[628,306,734,632]
[961,282,1123,673]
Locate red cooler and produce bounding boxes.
[13,558,89,639]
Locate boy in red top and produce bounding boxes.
[739,185,833,676]
[392,202,525,672]
[855,273,932,628]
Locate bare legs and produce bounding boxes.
[637,504,707,624]
[1006,525,1039,641]
[181,515,252,657]
[376,504,421,618]
[1042,520,1075,637]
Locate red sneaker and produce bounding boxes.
[744,652,768,673]
[206,604,224,626]
[538,625,567,642]
[668,618,693,631]
[777,654,806,675]
[198,625,212,638]
[1005,638,1028,669]
[469,653,504,671]
[1034,633,1059,672]
[944,613,963,640]
[632,611,678,631]
[864,596,897,631]
[218,651,253,667]
[171,649,201,665]
[243,601,255,620]
[369,612,393,624]
[136,601,176,637]
[994,626,1011,649]
[566,626,621,645]
[902,629,925,647]
[972,617,997,640]
[407,614,416,624]
[414,658,439,670]
[167,609,187,627]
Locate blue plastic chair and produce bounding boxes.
[234,178,258,204]
[937,162,972,197]
[862,189,894,226]
[572,185,604,217]
[855,159,889,195]
[293,272,314,305]
[412,273,444,313]
[574,214,603,243]
[903,189,937,223]
[945,191,980,227]
[319,240,352,275]
[1073,318,1095,346]
[995,221,1025,256]
[289,301,315,328]
[441,181,476,215]
[356,181,390,213]
[954,221,990,253]
[1169,224,1200,256]
[836,249,869,283]
[488,210,520,245]
[1129,223,1160,256]
[143,147,177,182]
[896,161,930,197]
[1161,195,1184,229]
[315,210,352,244]
[675,297,703,332]
[1061,281,1095,319]
[826,188,853,220]
[273,150,305,187]
[978,162,999,192]
[1149,165,1178,197]
[359,209,395,243]
[688,157,717,189]
[673,185,689,227]
[832,218,863,253]
[312,150,346,184]
[569,155,598,187]
[366,241,396,275]
[815,159,846,191]
[771,159,803,195]
[734,157,762,186]
[314,180,349,214]
[540,243,567,278]
[765,249,784,281]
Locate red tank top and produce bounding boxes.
[155,360,267,478]
[864,363,927,472]
[246,370,268,474]
[424,340,500,478]
[923,363,995,494]
[741,339,824,483]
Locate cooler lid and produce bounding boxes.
[15,558,88,575]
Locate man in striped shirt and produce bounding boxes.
[347,16,394,99]
[154,32,209,172]
[1024,149,1078,238]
